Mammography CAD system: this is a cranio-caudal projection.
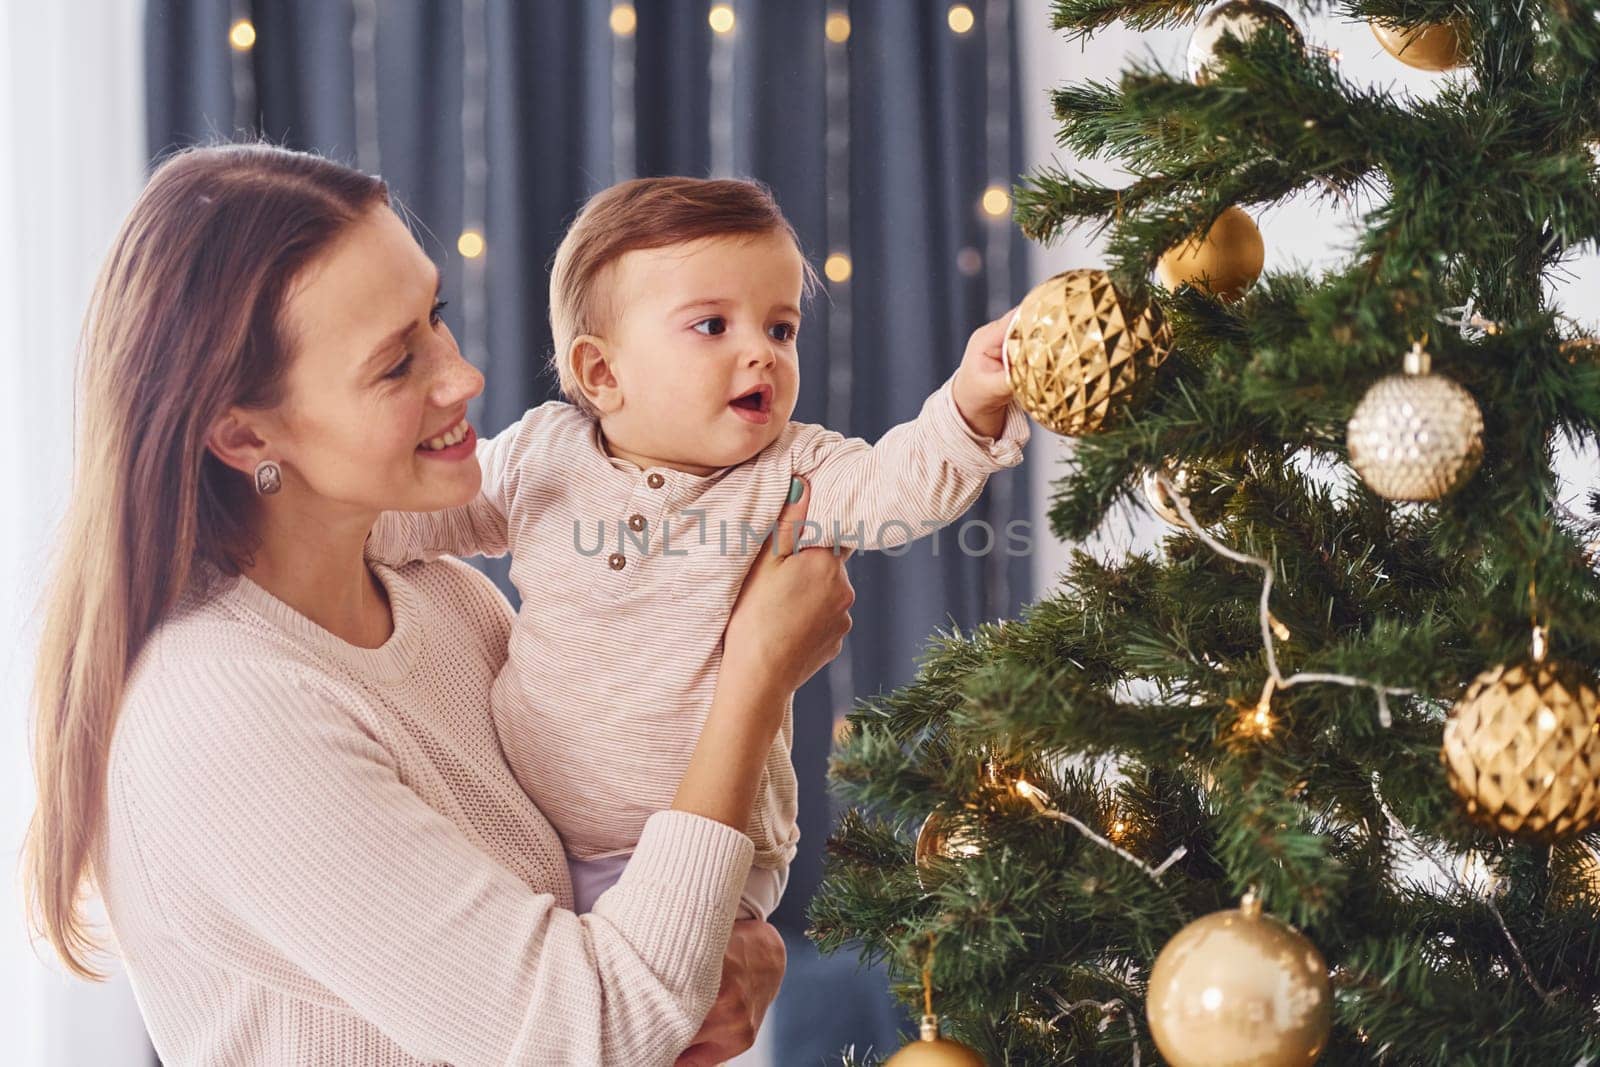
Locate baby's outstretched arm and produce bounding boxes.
[367,409,546,563]
[793,312,1028,552]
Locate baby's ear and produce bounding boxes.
[569,335,623,415]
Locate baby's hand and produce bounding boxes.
[951,306,1019,440]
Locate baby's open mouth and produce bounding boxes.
[729,385,773,414]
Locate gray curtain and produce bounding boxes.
[145,2,1030,1059]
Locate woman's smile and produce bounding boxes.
[417,417,477,460]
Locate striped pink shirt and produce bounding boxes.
[369,372,1028,872]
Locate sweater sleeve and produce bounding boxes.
[366,408,543,563]
[112,663,752,1066]
[791,372,1030,551]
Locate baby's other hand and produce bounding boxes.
[952,306,1019,439]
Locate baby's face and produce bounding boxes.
[598,230,803,473]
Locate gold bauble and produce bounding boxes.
[1346,344,1483,501]
[914,810,982,888]
[1147,892,1331,1067]
[1143,461,1233,527]
[1552,843,1600,909]
[1441,659,1600,840]
[885,1015,986,1067]
[1156,207,1265,303]
[1002,269,1173,436]
[1188,1,1305,84]
[1370,19,1469,71]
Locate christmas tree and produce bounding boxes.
[812,2,1600,1063]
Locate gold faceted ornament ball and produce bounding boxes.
[1441,659,1600,840]
[1143,461,1234,528]
[1346,344,1483,502]
[1156,207,1265,303]
[1002,269,1173,437]
[1188,0,1305,84]
[1147,892,1331,1067]
[885,1015,986,1067]
[1370,18,1469,71]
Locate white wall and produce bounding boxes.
[1017,0,1600,592]
[0,2,154,1064]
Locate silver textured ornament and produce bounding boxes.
[1188,1,1305,84]
[1346,341,1483,502]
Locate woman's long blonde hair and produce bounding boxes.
[22,144,388,979]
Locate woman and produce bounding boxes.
[22,143,855,1065]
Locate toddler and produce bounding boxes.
[370,177,1028,920]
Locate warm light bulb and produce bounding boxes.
[458,230,486,259]
[709,4,736,34]
[831,715,852,746]
[824,252,852,283]
[947,4,975,34]
[610,4,637,36]
[1252,705,1273,736]
[229,19,257,51]
[981,185,1010,217]
[825,11,851,43]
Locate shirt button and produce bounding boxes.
[607,552,626,571]
[627,513,647,532]
[646,472,665,489]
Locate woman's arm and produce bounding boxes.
[672,476,854,829]
[111,664,749,1066]
[669,477,855,1065]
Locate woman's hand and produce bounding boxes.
[674,920,787,1066]
[671,475,854,832]
[721,476,856,705]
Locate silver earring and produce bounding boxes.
[254,459,282,496]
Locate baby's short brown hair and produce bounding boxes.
[548,176,818,416]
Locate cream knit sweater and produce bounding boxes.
[95,553,754,1066]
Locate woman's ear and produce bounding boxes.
[569,335,623,415]
[206,409,270,477]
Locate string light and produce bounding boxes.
[832,716,853,746]
[1046,994,1141,1066]
[824,252,852,283]
[980,184,1010,217]
[227,1,258,135]
[979,0,1016,619]
[947,4,975,35]
[708,0,736,175]
[458,0,490,389]
[1013,776,1188,884]
[1371,774,1550,1003]
[228,19,256,51]
[1154,471,1416,729]
[611,0,638,180]
[825,11,851,43]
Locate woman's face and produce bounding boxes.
[264,204,484,517]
